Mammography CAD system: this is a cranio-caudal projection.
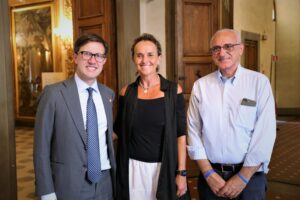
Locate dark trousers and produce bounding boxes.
[198,170,267,200]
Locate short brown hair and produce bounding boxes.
[74,33,109,55]
[131,33,162,58]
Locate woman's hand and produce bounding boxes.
[176,175,188,197]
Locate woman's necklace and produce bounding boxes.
[139,75,159,94]
[139,82,150,93]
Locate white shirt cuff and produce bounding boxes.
[41,193,57,200]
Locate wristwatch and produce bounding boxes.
[176,170,188,176]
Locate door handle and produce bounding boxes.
[195,70,202,78]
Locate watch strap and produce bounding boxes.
[176,170,188,176]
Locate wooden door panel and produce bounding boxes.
[177,0,219,95]
[73,0,117,94]
[79,0,103,17]
[79,24,104,35]
[77,18,105,28]
[244,39,258,71]
[183,2,211,55]
[183,63,215,93]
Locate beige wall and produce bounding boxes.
[116,0,140,89]
[140,0,166,77]
[276,0,300,108]
[234,0,276,84]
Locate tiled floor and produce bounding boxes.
[15,127,35,200]
[15,121,300,200]
[266,121,300,200]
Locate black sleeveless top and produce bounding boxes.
[129,94,185,162]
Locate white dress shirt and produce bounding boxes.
[187,65,276,173]
[42,74,110,200]
[75,73,111,171]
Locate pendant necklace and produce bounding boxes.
[139,75,159,94]
[139,82,149,93]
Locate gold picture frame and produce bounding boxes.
[11,3,55,120]
[9,0,53,7]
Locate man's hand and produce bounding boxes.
[217,174,247,199]
[176,175,188,197]
[206,172,226,196]
[218,166,260,198]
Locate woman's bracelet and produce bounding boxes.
[237,172,249,184]
[203,169,215,179]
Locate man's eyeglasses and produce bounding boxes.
[210,43,241,55]
[78,51,106,62]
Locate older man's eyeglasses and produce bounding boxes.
[78,51,106,62]
[210,43,241,55]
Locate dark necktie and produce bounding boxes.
[86,87,101,183]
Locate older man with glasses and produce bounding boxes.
[187,29,276,200]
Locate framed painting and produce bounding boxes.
[9,0,52,7]
[11,3,54,120]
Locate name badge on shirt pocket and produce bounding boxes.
[241,98,256,107]
[236,98,257,131]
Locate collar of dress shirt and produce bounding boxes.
[74,73,99,93]
[217,64,242,85]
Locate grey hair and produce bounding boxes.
[210,29,241,46]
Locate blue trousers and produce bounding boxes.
[198,170,267,200]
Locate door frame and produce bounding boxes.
[0,0,17,199]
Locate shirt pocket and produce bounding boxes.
[236,104,257,131]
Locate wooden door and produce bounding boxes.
[175,0,233,199]
[244,39,258,71]
[176,0,219,177]
[72,0,117,93]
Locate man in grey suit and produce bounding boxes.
[34,33,116,200]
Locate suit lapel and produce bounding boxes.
[61,77,87,149]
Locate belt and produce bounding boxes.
[211,163,243,173]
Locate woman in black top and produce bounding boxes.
[114,33,188,200]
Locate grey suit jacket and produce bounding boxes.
[33,77,116,199]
